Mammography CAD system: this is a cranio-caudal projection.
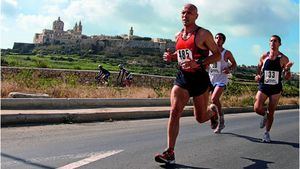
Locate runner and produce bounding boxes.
[155,3,221,164]
[209,33,237,133]
[254,35,293,143]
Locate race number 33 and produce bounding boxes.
[177,49,193,63]
[264,70,279,85]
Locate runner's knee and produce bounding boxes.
[267,109,275,116]
[254,104,264,115]
[170,109,182,120]
[211,96,219,104]
[195,111,206,123]
[195,117,206,123]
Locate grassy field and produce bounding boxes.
[1,69,298,107]
[1,53,299,107]
[1,54,178,76]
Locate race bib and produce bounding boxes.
[177,49,193,63]
[264,70,279,85]
[209,61,221,74]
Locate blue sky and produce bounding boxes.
[1,0,299,72]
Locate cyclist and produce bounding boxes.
[95,64,110,85]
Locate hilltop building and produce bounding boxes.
[34,17,85,44]
[32,17,175,53]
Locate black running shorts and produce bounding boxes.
[258,83,282,97]
[174,70,212,97]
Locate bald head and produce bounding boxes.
[181,3,198,26]
[183,4,198,14]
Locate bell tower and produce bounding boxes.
[129,27,133,39]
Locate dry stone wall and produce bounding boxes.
[1,67,175,87]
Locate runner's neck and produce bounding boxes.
[269,50,280,59]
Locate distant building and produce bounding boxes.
[32,17,175,53]
[34,17,85,44]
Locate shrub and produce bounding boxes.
[34,59,48,68]
[1,58,9,66]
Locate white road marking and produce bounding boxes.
[57,150,123,169]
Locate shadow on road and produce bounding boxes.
[159,163,210,169]
[222,132,299,148]
[241,157,274,169]
[1,152,55,169]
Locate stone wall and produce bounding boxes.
[12,43,36,54]
[1,67,175,88]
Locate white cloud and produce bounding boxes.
[252,44,263,57]
[0,15,8,31]
[1,0,19,16]
[1,0,298,49]
[190,0,298,38]
[47,0,68,4]
[15,14,53,31]
[62,0,118,22]
[11,0,297,39]
[2,0,18,7]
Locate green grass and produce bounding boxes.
[2,54,177,75]
[2,54,299,97]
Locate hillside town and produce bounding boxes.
[10,17,174,55]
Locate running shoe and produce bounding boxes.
[214,116,225,133]
[260,111,268,128]
[262,132,271,143]
[209,104,219,129]
[155,149,175,164]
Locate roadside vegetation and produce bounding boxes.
[1,53,177,76]
[1,67,298,107]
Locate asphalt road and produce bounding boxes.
[1,109,299,169]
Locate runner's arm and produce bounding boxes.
[227,51,237,71]
[281,55,293,80]
[201,30,221,66]
[255,54,265,82]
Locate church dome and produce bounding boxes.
[53,17,64,31]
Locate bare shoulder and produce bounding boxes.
[257,53,268,65]
[280,53,290,63]
[197,27,212,37]
[195,27,214,49]
[261,52,269,60]
[175,31,181,41]
[280,53,289,59]
[224,50,234,59]
[225,50,233,56]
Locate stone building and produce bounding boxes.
[32,17,175,53]
[33,17,85,45]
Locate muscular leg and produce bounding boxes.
[266,93,281,132]
[167,85,190,149]
[211,86,224,117]
[193,88,214,123]
[254,91,268,116]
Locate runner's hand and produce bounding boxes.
[181,58,199,70]
[285,62,293,70]
[222,68,230,74]
[163,48,172,62]
[284,62,293,80]
[255,75,261,82]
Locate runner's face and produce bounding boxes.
[181,6,197,26]
[215,35,224,46]
[269,37,280,50]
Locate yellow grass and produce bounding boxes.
[1,80,298,107]
[1,81,171,98]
